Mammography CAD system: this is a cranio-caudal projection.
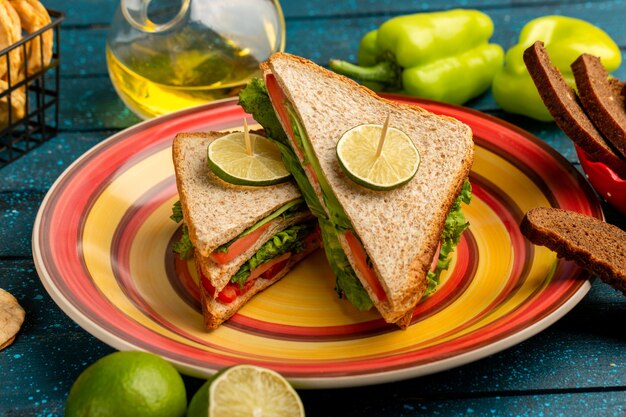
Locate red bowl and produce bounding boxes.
[575,145,626,216]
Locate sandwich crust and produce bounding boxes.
[266,53,474,325]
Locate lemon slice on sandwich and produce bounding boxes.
[207,132,291,186]
[337,123,420,191]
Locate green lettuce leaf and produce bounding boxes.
[238,78,289,145]
[282,110,372,310]
[275,141,328,220]
[425,179,472,295]
[318,217,373,310]
[172,224,194,260]
[170,197,308,258]
[170,200,184,223]
[170,202,194,259]
[276,142,373,310]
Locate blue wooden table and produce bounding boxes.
[2,0,626,415]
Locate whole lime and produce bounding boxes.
[65,351,187,417]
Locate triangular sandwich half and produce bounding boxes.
[241,53,474,328]
[171,131,321,329]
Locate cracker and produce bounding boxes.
[9,0,52,75]
[0,0,23,81]
[0,78,26,129]
[0,288,25,350]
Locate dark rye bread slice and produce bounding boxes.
[520,207,626,296]
[571,54,626,159]
[523,41,626,178]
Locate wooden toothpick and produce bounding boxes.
[375,113,391,158]
[243,118,253,156]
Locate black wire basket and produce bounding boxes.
[0,9,63,167]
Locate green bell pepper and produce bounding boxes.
[329,9,504,105]
[493,15,621,121]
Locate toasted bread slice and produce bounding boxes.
[172,132,302,293]
[571,53,626,159]
[265,53,474,325]
[523,41,626,178]
[197,243,320,330]
[520,207,626,295]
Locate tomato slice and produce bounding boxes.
[343,231,388,302]
[201,276,244,304]
[305,165,321,189]
[201,275,216,294]
[200,252,293,304]
[261,258,290,280]
[266,74,326,200]
[248,252,292,281]
[217,284,238,304]
[265,74,297,151]
[210,223,272,264]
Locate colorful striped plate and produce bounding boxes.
[32,96,601,388]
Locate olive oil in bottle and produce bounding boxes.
[106,0,285,119]
[106,33,261,119]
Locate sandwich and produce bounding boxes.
[239,53,474,328]
[170,131,321,330]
